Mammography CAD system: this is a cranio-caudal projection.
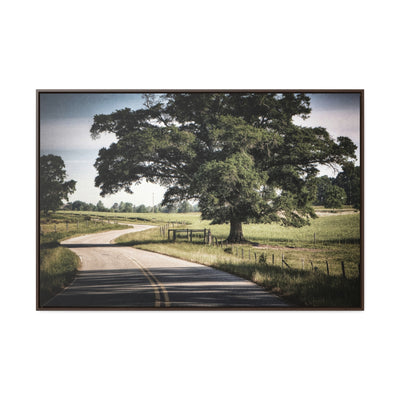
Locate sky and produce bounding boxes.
[39,92,361,207]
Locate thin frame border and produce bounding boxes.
[36,89,364,311]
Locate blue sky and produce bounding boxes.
[40,92,361,207]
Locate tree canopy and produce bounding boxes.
[324,185,347,209]
[313,174,349,209]
[40,154,76,215]
[334,161,360,209]
[90,93,357,242]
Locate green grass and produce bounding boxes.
[57,210,200,226]
[115,213,361,275]
[60,210,360,245]
[39,212,131,306]
[40,246,80,305]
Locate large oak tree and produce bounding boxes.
[90,93,357,242]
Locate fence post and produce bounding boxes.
[54,224,57,233]
[272,254,274,265]
[66,222,68,232]
[204,228,207,244]
[314,233,316,245]
[190,230,193,242]
[341,261,346,278]
[168,230,171,241]
[281,254,284,268]
[187,229,189,240]
[173,230,176,242]
[254,252,257,262]
[241,248,244,258]
[310,261,314,271]
[326,260,330,276]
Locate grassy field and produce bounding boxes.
[108,211,361,274]
[58,209,359,244]
[39,213,130,305]
[56,210,199,226]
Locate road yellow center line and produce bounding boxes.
[128,256,170,307]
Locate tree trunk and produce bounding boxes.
[227,219,246,243]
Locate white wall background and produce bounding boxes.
[1,1,398,399]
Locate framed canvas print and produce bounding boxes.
[37,90,363,310]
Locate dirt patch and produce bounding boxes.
[315,210,358,217]
[254,244,319,252]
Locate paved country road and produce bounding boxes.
[43,225,288,309]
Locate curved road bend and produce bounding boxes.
[44,225,288,308]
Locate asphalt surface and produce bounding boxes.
[43,225,288,308]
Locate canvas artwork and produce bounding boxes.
[37,90,363,310]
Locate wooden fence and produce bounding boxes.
[165,228,212,243]
[229,244,360,278]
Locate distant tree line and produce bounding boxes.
[62,200,199,213]
[313,162,360,209]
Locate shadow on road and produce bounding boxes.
[43,265,288,308]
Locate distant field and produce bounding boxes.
[57,210,200,225]
[57,210,359,246]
